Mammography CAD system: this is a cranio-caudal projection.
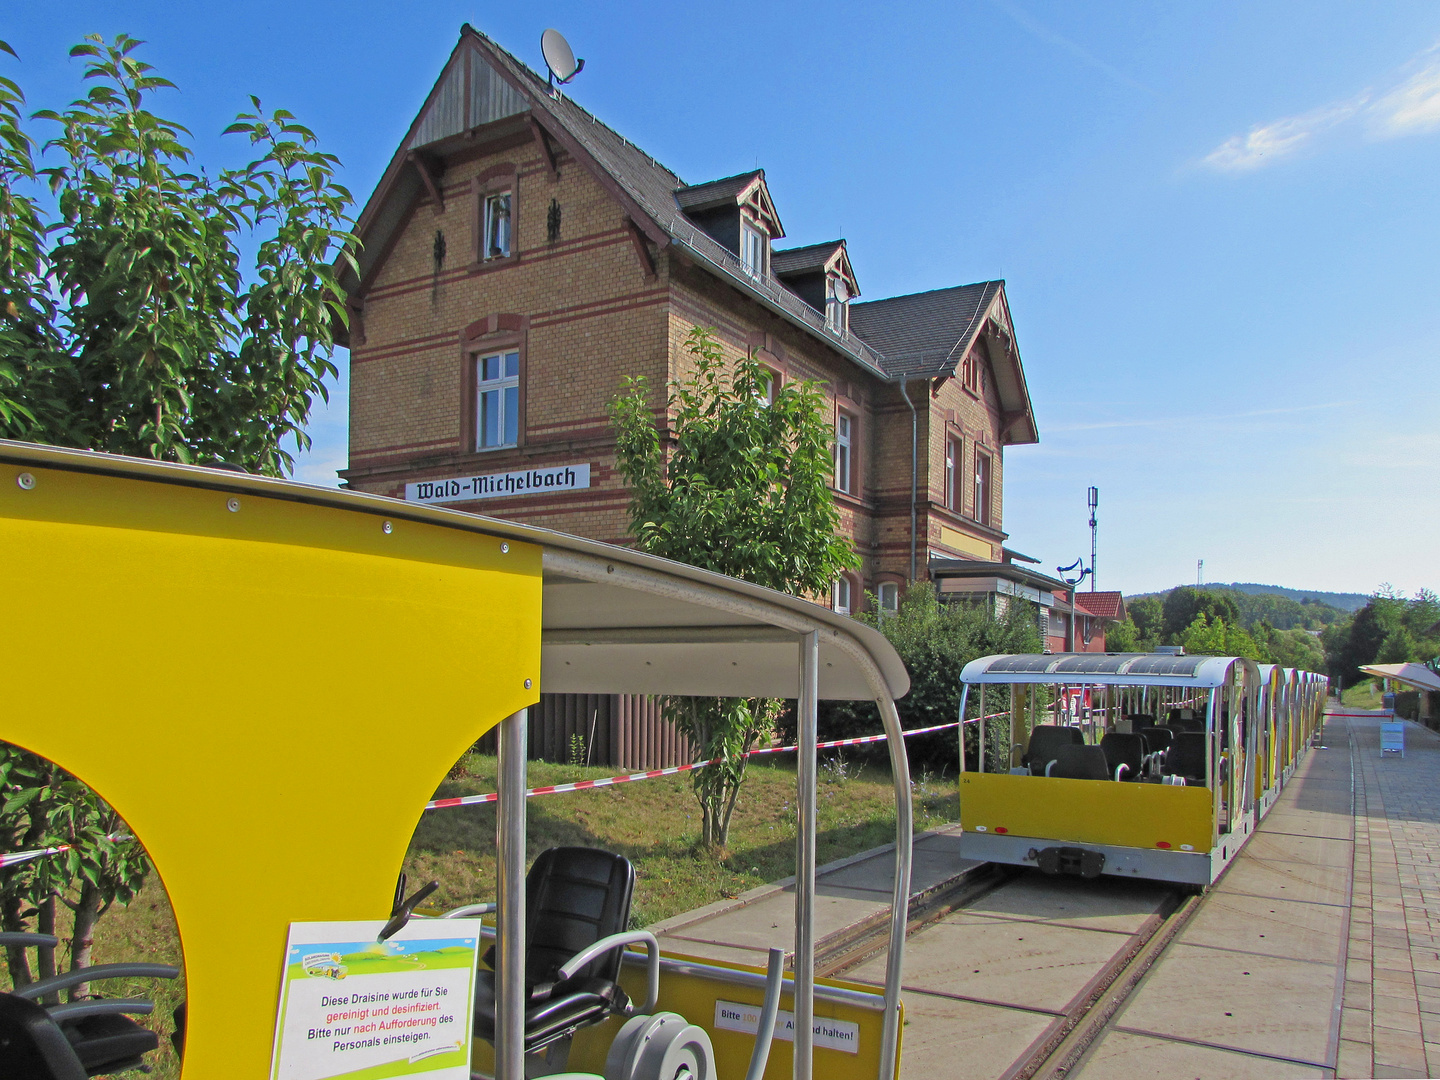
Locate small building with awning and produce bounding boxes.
[1360,662,1440,723]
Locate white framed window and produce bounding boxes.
[826,276,849,334]
[476,350,520,449]
[878,581,899,617]
[741,221,768,279]
[835,412,853,494]
[483,191,512,260]
[833,577,852,615]
[944,436,960,511]
[754,368,776,406]
[974,449,992,526]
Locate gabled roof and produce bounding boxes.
[771,240,860,298]
[1074,591,1126,621]
[849,282,1038,444]
[848,282,1001,377]
[676,170,784,238]
[343,27,890,377]
[342,25,1036,440]
[675,171,762,212]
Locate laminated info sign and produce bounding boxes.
[270,919,481,1080]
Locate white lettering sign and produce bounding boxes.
[713,1000,860,1054]
[405,464,591,505]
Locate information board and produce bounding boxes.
[270,919,481,1080]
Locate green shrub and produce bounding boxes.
[798,583,1041,772]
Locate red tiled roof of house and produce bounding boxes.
[1074,591,1125,620]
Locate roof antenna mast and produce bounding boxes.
[541,29,585,96]
[1087,486,1098,593]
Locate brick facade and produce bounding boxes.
[339,28,1041,613]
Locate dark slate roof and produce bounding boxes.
[771,240,845,277]
[675,172,762,213]
[463,30,891,379]
[848,282,1003,380]
[348,26,1036,444]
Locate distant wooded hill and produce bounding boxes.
[1125,582,1362,631]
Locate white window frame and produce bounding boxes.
[974,449,992,526]
[833,577,852,616]
[741,221,768,279]
[826,276,849,334]
[835,412,853,494]
[944,436,960,511]
[483,190,512,261]
[755,368,776,406]
[878,581,899,617]
[476,350,520,450]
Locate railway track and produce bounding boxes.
[825,864,1200,1080]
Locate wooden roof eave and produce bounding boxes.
[464,28,672,249]
[937,285,1037,446]
[337,36,481,300]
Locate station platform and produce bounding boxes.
[1073,710,1440,1079]
[647,824,979,968]
[645,709,1440,1079]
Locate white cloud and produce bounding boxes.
[1371,63,1440,136]
[1203,99,1364,171]
[1203,43,1440,171]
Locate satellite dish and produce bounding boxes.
[541,29,585,87]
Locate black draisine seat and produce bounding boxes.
[1024,725,1083,776]
[1048,744,1112,780]
[0,992,87,1080]
[473,846,642,1056]
[1164,732,1209,782]
[1137,726,1174,755]
[0,933,178,1079]
[1100,732,1145,781]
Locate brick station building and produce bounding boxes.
[337,24,1047,626]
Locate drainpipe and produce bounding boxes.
[898,379,917,583]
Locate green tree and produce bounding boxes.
[0,34,354,988]
[816,583,1041,771]
[1179,613,1268,662]
[609,327,857,848]
[0,34,356,474]
[1126,595,1164,649]
[1162,587,1240,642]
[1378,627,1419,665]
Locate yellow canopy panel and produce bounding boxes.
[0,440,908,1078]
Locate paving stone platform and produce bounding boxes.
[646,824,976,968]
[1076,709,1440,1080]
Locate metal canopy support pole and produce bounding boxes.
[495,707,529,1080]
[873,692,912,1080]
[536,550,912,1080]
[794,630,819,1080]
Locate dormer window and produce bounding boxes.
[741,221,768,279]
[826,276,849,334]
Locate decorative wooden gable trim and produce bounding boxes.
[824,243,860,298]
[737,174,785,239]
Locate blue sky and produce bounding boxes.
[6,3,1439,596]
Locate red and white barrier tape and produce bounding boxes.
[0,834,132,871]
[425,714,1006,812]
